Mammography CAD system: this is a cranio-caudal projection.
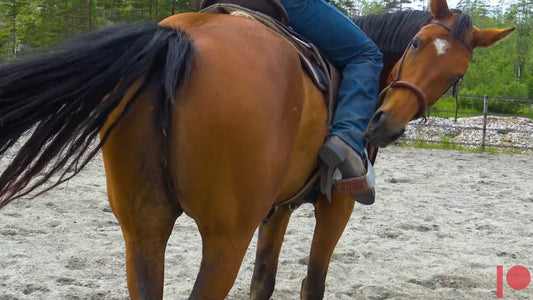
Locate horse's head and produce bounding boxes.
[364,0,514,147]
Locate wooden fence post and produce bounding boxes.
[481,95,488,151]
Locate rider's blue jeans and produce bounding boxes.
[281,0,383,156]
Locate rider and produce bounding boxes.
[281,0,383,205]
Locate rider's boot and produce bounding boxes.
[319,135,375,205]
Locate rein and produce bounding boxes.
[377,18,472,121]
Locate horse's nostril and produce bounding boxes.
[368,110,385,130]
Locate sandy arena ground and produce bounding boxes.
[0,146,532,299]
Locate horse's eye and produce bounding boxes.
[411,37,421,50]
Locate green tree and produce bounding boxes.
[331,0,357,17]
[443,0,533,111]
[383,0,412,12]
[0,0,30,56]
[506,0,532,83]
[359,0,388,15]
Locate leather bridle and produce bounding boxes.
[377,18,473,120]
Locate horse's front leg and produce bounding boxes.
[250,205,293,300]
[301,193,355,300]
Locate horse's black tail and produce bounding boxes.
[0,22,193,208]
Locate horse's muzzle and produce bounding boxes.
[364,110,405,147]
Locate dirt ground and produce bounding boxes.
[0,146,532,299]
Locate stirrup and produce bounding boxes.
[319,144,375,205]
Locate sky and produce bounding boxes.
[446,0,460,8]
[404,0,505,10]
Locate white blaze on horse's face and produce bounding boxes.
[433,38,449,55]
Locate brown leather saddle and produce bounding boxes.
[199,0,290,24]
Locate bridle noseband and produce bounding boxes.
[377,18,473,120]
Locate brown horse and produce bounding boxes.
[0,0,513,298]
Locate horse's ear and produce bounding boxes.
[430,0,451,19]
[472,27,515,48]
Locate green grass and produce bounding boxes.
[396,140,476,153]
[430,96,533,119]
[396,135,532,155]
[428,97,482,118]
[517,104,533,117]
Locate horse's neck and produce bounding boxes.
[354,11,432,54]
[353,11,432,92]
[379,52,403,91]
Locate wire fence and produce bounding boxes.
[398,94,533,153]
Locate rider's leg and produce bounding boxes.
[282,0,383,204]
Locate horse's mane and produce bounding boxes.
[451,11,474,50]
[354,10,472,54]
[354,11,433,54]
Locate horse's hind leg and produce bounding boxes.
[179,186,273,299]
[101,91,181,299]
[189,218,259,299]
[250,205,293,300]
[111,189,181,299]
[301,193,355,300]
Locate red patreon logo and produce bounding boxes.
[497,265,531,298]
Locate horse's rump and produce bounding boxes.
[158,13,327,213]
